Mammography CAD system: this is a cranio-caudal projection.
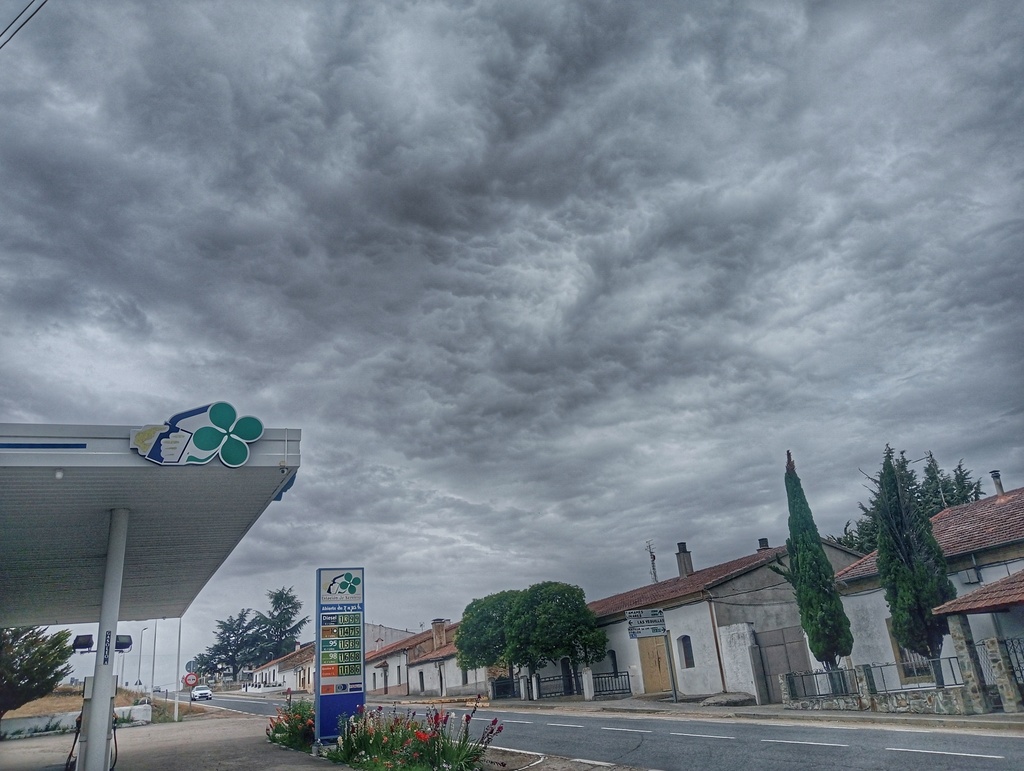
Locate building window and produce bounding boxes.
[678,635,695,669]
[608,650,618,675]
[418,671,425,693]
[886,618,932,684]
[396,665,401,685]
[461,668,469,686]
[372,672,377,690]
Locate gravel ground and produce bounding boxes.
[0,713,630,771]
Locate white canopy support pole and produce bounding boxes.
[174,617,182,721]
[81,507,129,771]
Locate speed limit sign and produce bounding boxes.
[183,672,199,687]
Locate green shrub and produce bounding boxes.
[266,699,315,751]
[329,701,504,770]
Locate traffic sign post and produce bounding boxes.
[183,672,198,688]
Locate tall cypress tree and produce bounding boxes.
[875,445,956,675]
[775,452,853,672]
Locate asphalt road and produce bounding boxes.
[169,693,1024,770]
[475,707,1024,771]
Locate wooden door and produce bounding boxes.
[638,635,670,693]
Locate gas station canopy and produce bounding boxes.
[1,412,300,628]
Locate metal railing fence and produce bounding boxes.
[865,656,963,694]
[592,671,631,696]
[537,672,582,698]
[784,668,858,700]
[1003,637,1024,684]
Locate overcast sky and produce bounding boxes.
[2,1,1022,688]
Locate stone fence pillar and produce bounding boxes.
[983,637,1024,713]
[946,614,992,715]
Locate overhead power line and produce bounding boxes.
[0,0,51,54]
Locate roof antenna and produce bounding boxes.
[646,540,658,583]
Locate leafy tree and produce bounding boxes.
[251,587,309,663]
[875,445,956,681]
[835,450,983,553]
[190,652,219,680]
[506,582,607,675]
[772,452,853,673]
[455,589,523,676]
[0,627,73,736]
[206,609,260,680]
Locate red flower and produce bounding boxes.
[414,730,430,742]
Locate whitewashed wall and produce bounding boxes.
[718,622,758,697]
[663,602,722,695]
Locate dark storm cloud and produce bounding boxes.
[2,1,1022,670]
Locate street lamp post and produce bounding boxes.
[149,619,159,696]
[136,626,148,687]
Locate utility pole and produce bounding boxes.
[135,626,148,687]
[646,540,658,583]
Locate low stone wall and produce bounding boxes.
[779,664,971,715]
[0,705,152,740]
[783,694,863,711]
[868,688,964,714]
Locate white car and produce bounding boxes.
[190,686,213,701]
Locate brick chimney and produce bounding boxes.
[431,618,449,650]
[676,542,694,577]
[991,470,1005,496]
[757,537,771,551]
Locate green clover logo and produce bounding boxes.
[328,573,362,595]
[189,402,264,467]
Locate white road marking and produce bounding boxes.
[569,760,614,767]
[547,722,584,728]
[761,739,849,747]
[886,748,1004,759]
[670,731,735,739]
[498,719,533,724]
[600,726,652,733]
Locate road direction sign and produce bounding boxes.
[185,659,196,673]
[625,608,664,620]
[627,615,667,638]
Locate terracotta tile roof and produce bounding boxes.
[835,487,1024,584]
[254,641,315,671]
[588,546,788,619]
[365,627,434,663]
[933,568,1024,615]
[364,622,460,664]
[412,638,458,665]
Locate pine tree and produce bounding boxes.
[835,450,984,553]
[774,452,853,673]
[875,445,956,681]
[0,627,74,735]
[252,587,309,662]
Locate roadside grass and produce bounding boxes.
[8,686,208,722]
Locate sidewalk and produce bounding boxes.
[366,691,1024,734]
[202,686,1024,732]
[0,713,328,771]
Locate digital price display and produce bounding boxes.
[315,568,365,743]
